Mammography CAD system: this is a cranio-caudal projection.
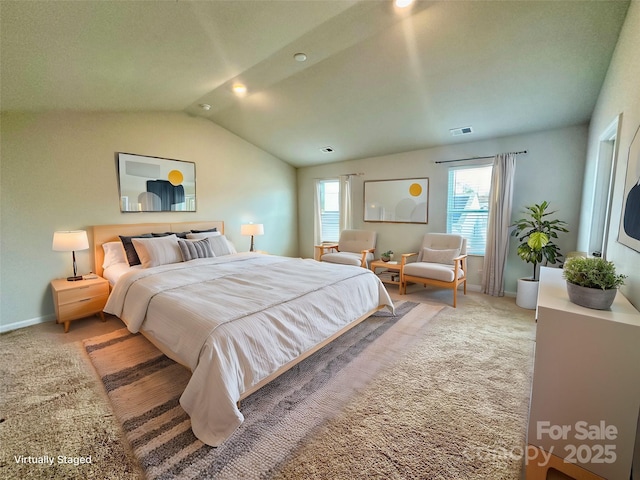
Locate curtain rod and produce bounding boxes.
[313,172,363,180]
[435,150,527,164]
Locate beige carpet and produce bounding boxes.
[274,293,537,479]
[0,323,143,480]
[1,292,536,480]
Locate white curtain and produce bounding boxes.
[313,180,323,249]
[482,153,516,296]
[339,175,353,231]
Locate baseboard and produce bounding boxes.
[0,314,55,334]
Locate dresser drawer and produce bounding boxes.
[57,294,109,322]
[57,282,109,305]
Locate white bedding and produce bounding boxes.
[104,253,393,446]
[103,262,138,285]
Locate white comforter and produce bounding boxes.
[104,253,393,446]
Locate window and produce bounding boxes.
[318,179,340,243]
[446,164,493,255]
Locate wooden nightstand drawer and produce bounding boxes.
[56,282,108,305]
[51,276,110,332]
[58,294,109,321]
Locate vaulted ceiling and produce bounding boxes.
[0,0,630,167]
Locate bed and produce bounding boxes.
[93,221,394,446]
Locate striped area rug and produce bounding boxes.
[84,301,442,480]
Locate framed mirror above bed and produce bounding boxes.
[116,152,196,212]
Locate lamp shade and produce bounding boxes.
[52,231,89,252]
[241,224,264,236]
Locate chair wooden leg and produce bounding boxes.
[452,287,457,308]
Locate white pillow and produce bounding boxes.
[187,233,236,256]
[103,262,132,286]
[102,241,127,270]
[421,247,460,265]
[131,234,182,268]
[225,238,237,254]
[207,235,233,256]
[187,231,221,238]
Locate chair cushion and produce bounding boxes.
[421,247,460,265]
[338,229,376,254]
[321,252,363,266]
[417,234,466,262]
[403,262,464,283]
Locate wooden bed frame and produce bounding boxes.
[92,220,384,405]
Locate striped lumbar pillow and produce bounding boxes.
[178,238,214,261]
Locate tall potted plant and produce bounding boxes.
[510,201,568,309]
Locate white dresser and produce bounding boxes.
[527,266,640,480]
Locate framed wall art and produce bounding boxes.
[116,152,196,212]
[618,124,640,252]
[364,178,428,224]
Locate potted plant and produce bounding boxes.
[563,256,626,310]
[510,201,569,309]
[381,250,394,262]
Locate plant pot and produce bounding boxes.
[566,281,617,310]
[516,277,539,310]
[381,257,390,262]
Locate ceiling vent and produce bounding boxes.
[320,146,334,153]
[450,126,473,136]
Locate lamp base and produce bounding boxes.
[67,275,84,281]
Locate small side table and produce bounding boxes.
[370,259,402,291]
[51,276,109,333]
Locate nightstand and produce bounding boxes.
[50,276,109,333]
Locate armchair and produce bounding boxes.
[315,229,376,268]
[400,233,467,307]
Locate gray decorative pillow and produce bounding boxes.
[421,247,460,265]
[178,238,214,261]
[119,233,153,266]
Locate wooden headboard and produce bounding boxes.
[92,221,224,277]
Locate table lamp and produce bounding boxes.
[241,223,264,252]
[52,230,89,281]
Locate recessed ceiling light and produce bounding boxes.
[232,83,247,96]
[199,103,211,111]
[395,0,415,8]
[293,52,307,62]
